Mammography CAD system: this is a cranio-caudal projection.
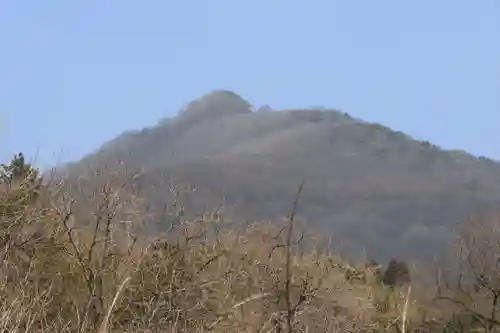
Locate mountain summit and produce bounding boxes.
[59,91,500,262]
[178,90,253,122]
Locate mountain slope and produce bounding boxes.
[58,90,500,262]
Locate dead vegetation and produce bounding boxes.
[0,153,498,333]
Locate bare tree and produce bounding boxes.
[437,215,500,332]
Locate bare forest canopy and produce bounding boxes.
[54,90,500,263]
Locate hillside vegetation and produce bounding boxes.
[59,90,500,262]
[4,153,500,333]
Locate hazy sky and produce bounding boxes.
[1,1,499,169]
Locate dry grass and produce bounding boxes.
[0,166,483,333]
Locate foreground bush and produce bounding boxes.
[0,154,494,333]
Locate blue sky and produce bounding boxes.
[0,1,499,169]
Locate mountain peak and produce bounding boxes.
[177,90,253,123]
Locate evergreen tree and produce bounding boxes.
[0,153,40,185]
[0,153,43,216]
[381,258,411,287]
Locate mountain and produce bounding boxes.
[57,90,500,262]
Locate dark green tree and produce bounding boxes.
[0,153,43,215]
[381,258,411,288]
[0,153,40,185]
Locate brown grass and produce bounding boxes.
[0,166,487,333]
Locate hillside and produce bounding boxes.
[57,90,500,262]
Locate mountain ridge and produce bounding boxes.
[56,90,500,262]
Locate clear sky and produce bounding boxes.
[0,1,499,170]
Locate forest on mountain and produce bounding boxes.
[58,90,500,262]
